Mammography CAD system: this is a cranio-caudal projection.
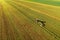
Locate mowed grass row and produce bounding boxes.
[0,0,60,40]
[7,0,60,39]
[0,1,52,40]
[11,0,60,36]
[18,1,60,19]
[3,0,57,40]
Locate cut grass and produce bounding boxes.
[0,0,60,40]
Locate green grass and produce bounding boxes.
[28,0,60,6]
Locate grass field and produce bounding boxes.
[0,0,60,40]
[28,0,60,6]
